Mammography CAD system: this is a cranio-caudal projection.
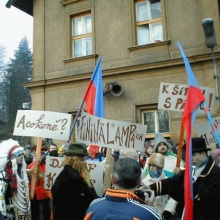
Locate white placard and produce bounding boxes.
[196,116,220,146]
[158,82,215,114]
[44,156,105,196]
[13,110,72,140]
[77,111,147,151]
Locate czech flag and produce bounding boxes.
[178,42,205,220]
[84,57,105,117]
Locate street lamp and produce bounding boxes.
[202,18,219,107]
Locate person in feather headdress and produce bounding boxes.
[4,139,30,220]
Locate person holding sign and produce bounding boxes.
[28,146,51,220]
[84,157,161,220]
[51,143,97,220]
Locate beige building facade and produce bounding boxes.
[7,0,220,148]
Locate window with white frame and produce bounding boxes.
[142,110,170,135]
[135,0,163,45]
[72,12,92,58]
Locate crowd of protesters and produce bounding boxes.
[0,133,220,220]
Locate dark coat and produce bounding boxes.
[51,165,97,220]
[150,156,220,220]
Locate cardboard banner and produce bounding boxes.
[44,156,105,196]
[77,111,147,151]
[196,116,220,146]
[13,110,72,140]
[158,82,215,114]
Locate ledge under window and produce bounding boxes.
[128,40,171,52]
[63,54,98,64]
[60,0,80,6]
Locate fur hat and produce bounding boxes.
[63,143,88,156]
[120,148,139,161]
[148,153,164,168]
[153,133,173,153]
[191,137,211,153]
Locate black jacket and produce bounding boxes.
[51,165,97,220]
[150,156,220,220]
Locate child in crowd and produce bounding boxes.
[142,153,177,219]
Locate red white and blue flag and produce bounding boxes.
[84,57,104,117]
[178,42,205,220]
[68,57,104,141]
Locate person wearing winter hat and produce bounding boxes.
[51,143,97,220]
[143,133,185,178]
[139,140,154,168]
[4,139,31,220]
[142,153,178,219]
[86,145,105,162]
[142,137,220,220]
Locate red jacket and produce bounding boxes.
[28,162,49,200]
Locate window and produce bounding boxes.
[72,13,92,58]
[135,104,170,139]
[135,0,163,45]
[142,110,170,135]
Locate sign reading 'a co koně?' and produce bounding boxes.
[13,110,72,140]
[77,111,147,151]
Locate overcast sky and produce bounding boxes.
[0,1,33,62]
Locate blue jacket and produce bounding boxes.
[84,189,162,220]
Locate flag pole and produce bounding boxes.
[68,101,84,142]
[30,137,43,199]
[176,122,184,167]
[68,57,102,142]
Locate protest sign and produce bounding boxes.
[77,111,147,151]
[158,82,215,114]
[196,116,220,146]
[13,110,72,140]
[44,156,105,196]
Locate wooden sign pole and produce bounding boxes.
[176,124,184,168]
[30,137,43,199]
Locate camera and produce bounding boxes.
[135,190,151,201]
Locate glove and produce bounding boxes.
[162,211,173,220]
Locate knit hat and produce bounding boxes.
[147,153,164,168]
[191,137,211,153]
[63,143,88,156]
[120,148,139,161]
[144,140,154,149]
[88,145,99,154]
[153,133,173,153]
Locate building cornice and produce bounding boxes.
[23,52,220,89]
